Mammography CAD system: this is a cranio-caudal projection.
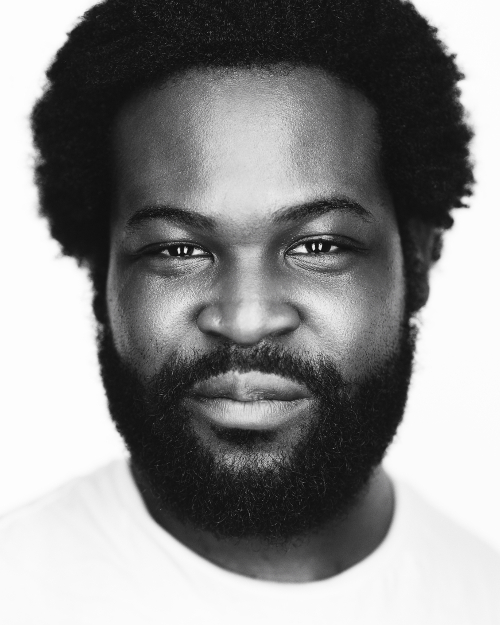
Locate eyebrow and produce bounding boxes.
[272,198,373,224]
[126,205,217,231]
[125,196,373,232]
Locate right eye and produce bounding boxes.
[288,239,340,256]
[158,244,209,258]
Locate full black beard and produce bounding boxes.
[98,322,415,545]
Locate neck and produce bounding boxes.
[132,464,394,583]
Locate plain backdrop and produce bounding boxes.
[1,0,499,552]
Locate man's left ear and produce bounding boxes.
[404,219,442,313]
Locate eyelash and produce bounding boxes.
[155,243,209,258]
[142,237,354,260]
[288,239,341,256]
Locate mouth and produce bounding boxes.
[184,371,313,431]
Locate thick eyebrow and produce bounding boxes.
[272,197,373,224]
[125,205,217,231]
[125,196,373,232]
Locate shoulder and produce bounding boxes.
[0,459,147,624]
[0,459,129,523]
[0,459,134,580]
[394,479,500,569]
[389,479,500,621]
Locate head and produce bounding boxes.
[32,0,473,543]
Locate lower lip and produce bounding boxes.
[183,397,314,430]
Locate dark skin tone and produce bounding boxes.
[107,66,433,582]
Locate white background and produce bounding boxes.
[0,1,499,551]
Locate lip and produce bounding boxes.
[185,371,313,431]
[189,371,312,402]
[184,397,313,430]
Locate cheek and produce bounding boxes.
[106,266,196,378]
[304,254,406,379]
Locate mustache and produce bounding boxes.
[141,342,348,402]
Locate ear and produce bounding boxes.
[404,220,442,313]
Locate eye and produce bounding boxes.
[158,243,209,258]
[288,239,339,255]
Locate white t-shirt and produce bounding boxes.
[0,459,499,624]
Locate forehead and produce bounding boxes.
[112,66,389,223]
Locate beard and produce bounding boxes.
[98,320,415,545]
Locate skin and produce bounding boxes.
[107,66,427,581]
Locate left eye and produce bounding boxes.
[289,240,338,255]
[160,244,207,257]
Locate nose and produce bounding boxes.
[196,268,300,345]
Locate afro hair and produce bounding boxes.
[32,0,474,271]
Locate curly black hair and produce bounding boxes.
[32,0,473,276]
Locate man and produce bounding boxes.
[1,0,499,623]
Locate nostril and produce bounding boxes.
[196,305,223,336]
[196,301,300,345]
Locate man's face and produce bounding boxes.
[103,67,410,541]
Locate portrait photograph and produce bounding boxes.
[0,0,499,623]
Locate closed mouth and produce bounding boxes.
[185,371,313,430]
[189,370,312,402]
